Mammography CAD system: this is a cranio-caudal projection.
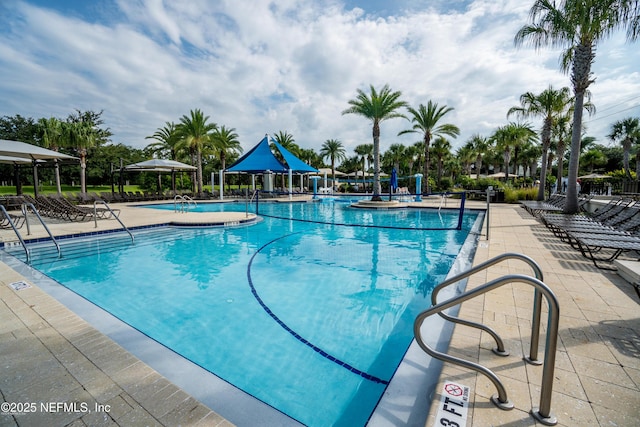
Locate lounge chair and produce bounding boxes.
[572,234,640,270]
[0,209,25,230]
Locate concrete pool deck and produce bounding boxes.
[1,199,638,426]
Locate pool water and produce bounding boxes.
[17,202,481,427]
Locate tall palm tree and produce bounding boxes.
[63,120,96,194]
[456,143,476,177]
[211,126,242,193]
[609,117,640,180]
[38,117,64,194]
[515,0,640,213]
[319,139,346,186]
[342,84,407,200]
[272,130,300,189]
[399,101,460,194]
[552,115,572,190]
[176,109,217,195]
[431,137,452,187]
[465,134,491,179]
[211,126,242,171]
[273,130,300,156]
[492,123,538,180]
[581,149,607,173]
[508,85,574,200]
[385,143,406,174]
[145,122,179,160]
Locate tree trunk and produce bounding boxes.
[196,149,203,195]
[422,134,431,194]
[80,151,87,194]
[556,141,565,192]
[564,42,593,214]
[372,121,382,200]
[537,118,552,201]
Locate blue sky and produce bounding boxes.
[0,0,638,156]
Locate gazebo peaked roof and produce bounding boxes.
[226,136,287,173]
[226,135,319,174]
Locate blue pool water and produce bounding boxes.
[15,202,481,426]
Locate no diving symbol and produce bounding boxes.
[444,383,463,397]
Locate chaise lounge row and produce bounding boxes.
[530,197,640,269]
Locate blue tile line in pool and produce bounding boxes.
[247,231,390,385]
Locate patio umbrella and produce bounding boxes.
[390,168,398,191]
[0,139,78,197]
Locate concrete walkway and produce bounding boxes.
[1,200,638,426]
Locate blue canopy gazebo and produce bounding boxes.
[226,135,318,197]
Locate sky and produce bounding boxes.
[1,0,639,158]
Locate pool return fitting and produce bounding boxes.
[414,252,559,426]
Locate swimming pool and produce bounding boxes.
[4,201,482,426]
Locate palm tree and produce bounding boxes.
[145,122,179,160]
[465,134,491,179]
[38,117,64,194]
[431,137,452,187]
[581,149,607,173]
[399,101,460,194]
[176,109,217,195]
[508,86,573,200]
[272,130,299,189]
[492,123,538,180]
[211,126,242,172]
[319,139,346,187]
[515,0,640,213]
[552,115,572,190]
[210,125,242,193]
[273,131,300,156]
[609,117,640,180]
[456,143,475,177]
[63,120,96,194]
[385,143,406,174]
[342,84,407,200]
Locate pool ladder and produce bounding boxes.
[174,195,197,213]
[414,253,559,426]
[1,203,61,263]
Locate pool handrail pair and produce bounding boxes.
[173,194,197,213]
[414,253,559,426]
[1,203,62,263]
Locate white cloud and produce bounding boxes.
[0,0,638,157]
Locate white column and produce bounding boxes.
[219,170,224,200]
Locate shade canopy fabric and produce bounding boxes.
[0,139,78,160]
[125,159,196,171]
[0,155,38,165]
[226,136,318,174]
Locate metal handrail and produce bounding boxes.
[432,253,545,363]
[94,200,134,243]
[173,195,197,213]
[246,189,258,218]
[21,202,61,258]
[1,204,30,262]
[414,273,559,425]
